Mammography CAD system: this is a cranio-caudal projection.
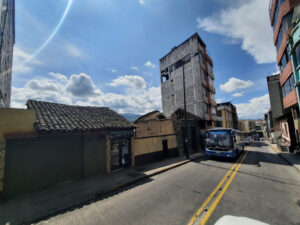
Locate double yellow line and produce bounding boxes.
[187,150,249,225]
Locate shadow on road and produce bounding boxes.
[194,141,292,167]
[29,177,154,225]
[192,142,300,187]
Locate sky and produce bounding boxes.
[12,0,278,119]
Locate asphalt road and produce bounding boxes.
[36,142,300,225]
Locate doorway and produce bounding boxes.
[162,139,168,158]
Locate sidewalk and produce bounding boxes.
[266,141,300,172]
[0,151,205,225]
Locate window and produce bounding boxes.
[201,68,206,81]
[203,102,208,114]
[210,92,215,101]
[202,86,207,97]
[279,49,290,72]
[275,12,293,52]
[169,64,174,73]
[199,51,204,64]
[161,74,169,83]
[207,62,213,74]
[272,0,287,30]
[295,43,300,67]
[209,76,214,86]
[211,106,216,115]
[282,74,295,97]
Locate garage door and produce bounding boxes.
[3,135,83,199]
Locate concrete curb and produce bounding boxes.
[28,154,205,225]
[266,141,300,172]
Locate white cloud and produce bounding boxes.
[220,77,254,93]
[66,44,83,58]
[11,72,161,114]
[144,61,156,69]
[196,0,276,64]
[49,72,68,83]
[12,46,41,74]
[216,97,225,103]
[107,68,117,73]
[235,94,270,119]
[109,75,147,90]
[66,73,103,97]
[130,66,139,71]
[232,92,244,97]
[139,0,145,5]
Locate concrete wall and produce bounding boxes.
[160,34,216,120]
[83,134,106,178]
[135,120,175,138]
[3,136,84,199]
[0,0,15,107]
[267,75,284,125]
[0,108,36,192]
[134,135,177,156]
[0,108,36,138]
[134,119,178,165]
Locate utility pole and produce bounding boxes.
[182,59,189,159]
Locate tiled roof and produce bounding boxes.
[27,100,134,133]
[134,110,166,123]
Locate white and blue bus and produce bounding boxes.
[204,128,245,158]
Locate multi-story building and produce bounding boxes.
[266,74,284,137]
[216,102,239,129]
[0,0,15,108]
[240,120,256,132]
[269,0,300,151]
[160,33,217,129]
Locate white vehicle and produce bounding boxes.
[215,215,269,225]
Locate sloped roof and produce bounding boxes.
[27,100,134,133]
[134,110,166,123]
[170,108,203,121]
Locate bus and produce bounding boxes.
[204,128,245,158]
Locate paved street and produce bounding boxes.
[36,142,300,225]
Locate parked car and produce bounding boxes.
[244,137,252,145]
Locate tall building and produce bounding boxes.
[269,0,300,151]
[216,102,239,129]
[266,74,284,133]
[0,0,15,108]
[160,33,217,128]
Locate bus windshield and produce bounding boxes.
[206,131,233,148]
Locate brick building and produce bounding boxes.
[269,0,300,151]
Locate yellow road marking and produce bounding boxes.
[199,151,248,225]
[187,153,244,225]
[267,142,281,154]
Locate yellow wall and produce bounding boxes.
[133,135,177,156]
[0,108,36,139]
[135,119,175,138]
[222,110,227,128]
[0,108,36,192]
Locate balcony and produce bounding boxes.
[208,70,215,80]
[208,85,216,93]
[210,98,217,106]
[283,88,298,109]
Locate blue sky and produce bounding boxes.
[12,0,278,119]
